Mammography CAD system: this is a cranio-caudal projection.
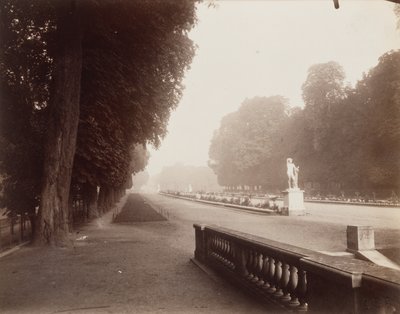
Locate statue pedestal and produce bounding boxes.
[282,189,305,216]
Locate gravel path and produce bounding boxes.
[0,193,271,314]
[143,193,400,259]
[1,192,398,313]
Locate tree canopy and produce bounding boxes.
[209,51,400,197]
[0,0,199,245]
[209,96,288,188]
[0,0,53,218]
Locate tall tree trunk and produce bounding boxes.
[105,188,113,212]
[68,194,73,232]
[118,187,125,200]
[124,175,133,190]
[29,214,36,240]
[85,183,99,219]
[34,1,82,246]
[98,185,107,213]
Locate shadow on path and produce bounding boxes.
[0,193,272,314]
[113,194,166,223]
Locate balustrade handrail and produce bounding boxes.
[204,225,315,259]
[193,224,400,313]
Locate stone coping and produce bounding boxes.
[305,199,400,208]
[195,224,400,288]
[160,192,275,214]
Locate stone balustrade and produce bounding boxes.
[193,224,400,313]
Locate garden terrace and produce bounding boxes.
[193,224,400,313]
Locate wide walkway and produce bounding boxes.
[0,194,271,314]
[144,193,400,254]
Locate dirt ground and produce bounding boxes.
[1,192,398,313]
[0,194,272,314]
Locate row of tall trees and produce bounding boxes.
[0,0,198,245]
[209,50,400,197]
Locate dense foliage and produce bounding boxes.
[0,0,53,218]
[209,96,288,188]
[0,0,198,244]
[209,51,400,197]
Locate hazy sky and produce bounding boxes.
[147,0,400,175]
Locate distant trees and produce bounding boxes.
[298,61,347,188]
[351,51,400,192]
[209,50,400,197]
[0,0,198,245]
[156,164,221,192]
[301,61,346,151]
[209,96,288,189]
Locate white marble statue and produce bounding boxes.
[287,158,299,189]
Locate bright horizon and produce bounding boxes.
[146,0,400,176]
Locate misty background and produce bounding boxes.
[146,1,399,188]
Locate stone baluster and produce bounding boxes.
[256,254,265,287]
[273,259,283,297]
[246,250,255,280]
[279,262,291,302]
[221,238,226,262]
[230,242,237,270]
[214,235,219,258]
[249,251,255,282]
[225,240,232,267]
[228,242,235,269]
[223,240,229,265]
[216,237,221,254]
[236,246,249,277]
[262,256,271,290]
[297,269,308,311]
[209,235,215,259]
[227,241,232,265]
[211,235,216,251]
[206,235,212,259]
[220,238,226,262]
[251,251,259,280]
[288,266,300,308]
[251,251,261,283]
[266,257,277,293]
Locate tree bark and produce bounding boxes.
[29,214,36,240]
[34,1,82,246]
[85,183,99,219]
[118,187,125,200]
[105,188,113,212]
[98,185,107,213]
[68,195,73,232]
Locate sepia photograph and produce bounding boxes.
[0,0,400,313]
